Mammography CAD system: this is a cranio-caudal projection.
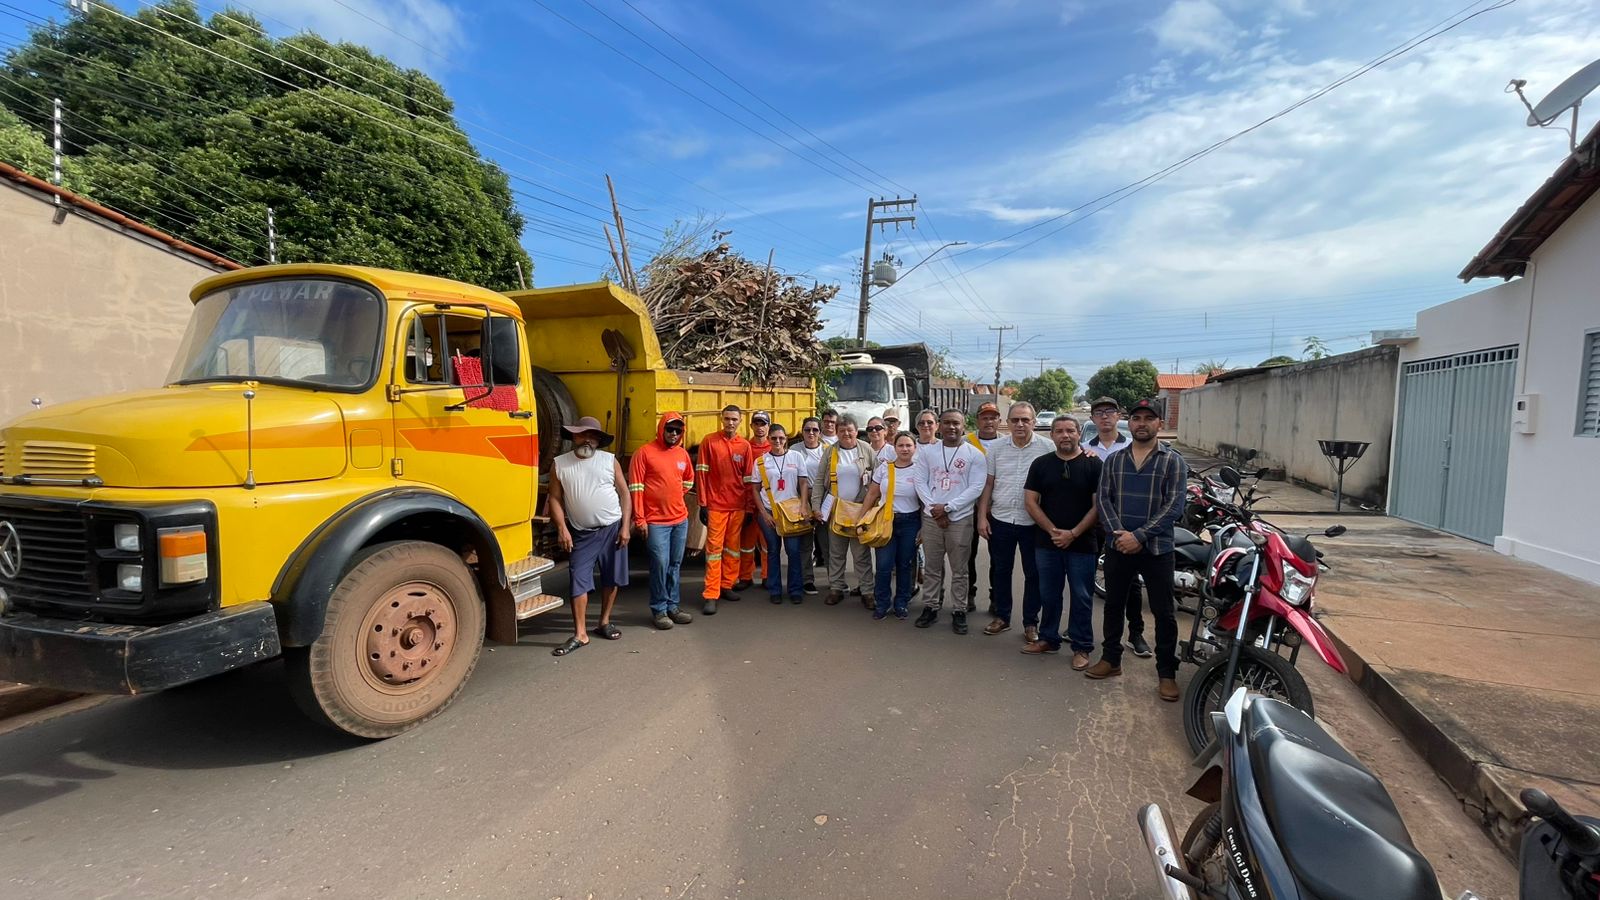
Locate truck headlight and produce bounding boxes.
[113,523,141,552]
[116,563,144,592]
[158,526,208,586]
[1281,562,1315,606]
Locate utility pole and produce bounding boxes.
[989,324,1014,402]
[856,195,917,346]
[1037,356,1049,376]
[266,207,277,264]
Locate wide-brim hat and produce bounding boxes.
[563,416,615,448]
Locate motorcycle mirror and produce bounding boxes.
[1218,466,1241,489]
[1324,525,1347,537]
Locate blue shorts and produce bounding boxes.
[569,520,630,597]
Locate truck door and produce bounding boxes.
[391,307,535,528]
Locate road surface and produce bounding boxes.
[0,551,1514,898]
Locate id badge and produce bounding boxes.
[778,475,786,491]
[940,474,952,491]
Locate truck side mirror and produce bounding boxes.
[488,317,519,386]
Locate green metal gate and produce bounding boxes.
[1390,346,1518,543]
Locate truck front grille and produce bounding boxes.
[0,500,94,605]
[20,441,96,477]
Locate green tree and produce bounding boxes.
[1015,368,1077,412]
[1192,358,1228,375]
[1085,359,1159,412]
[0,1,530,288]
[1303,336,1329,359]
[826,336,880,351]
[1258,355,1297,367]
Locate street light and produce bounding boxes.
[857,240,966,345]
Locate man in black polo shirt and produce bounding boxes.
[1084,398,1188,702]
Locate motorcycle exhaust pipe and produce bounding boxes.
[1136,804,1200,900]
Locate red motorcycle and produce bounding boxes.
[1178,466,1347,754]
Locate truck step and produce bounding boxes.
[508,554,556,581]
[515,593,565,620]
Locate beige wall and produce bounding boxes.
[0,182,224,424]
[1176,346,1399,504]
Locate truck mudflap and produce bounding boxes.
[0,602,281,695]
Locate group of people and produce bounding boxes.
[543,396,1189,703]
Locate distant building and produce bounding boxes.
[1156,373,1211,429]
[1383,123,1600,585]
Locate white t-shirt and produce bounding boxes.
[969,432,1004,455]
[873,460,922,514]
[913,441,989,521]
[553,450,622,530]
[1084,432,1131,460]
[829,444,870,502]
[792,442,827,481]
[820,433,839,445]
[874,442,896,464]
[756,451,805,511]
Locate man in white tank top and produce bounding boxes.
[548,416,632,657]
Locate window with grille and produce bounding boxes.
[1580,330,1600,437]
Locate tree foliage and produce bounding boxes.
[1303,336,1329,360]
[1014,368,1077,413]
[1086,359,1159,412]
[0,1,531,288]
[1258,355,1297,367]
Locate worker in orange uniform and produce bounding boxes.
[736,410,774,590]
[629,411,698,631]
[696,404,756,616]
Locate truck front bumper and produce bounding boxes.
[0,602,281,695]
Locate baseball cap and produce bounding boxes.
[751,410,771,424]
[1127,398,1164,417]
[1089,396,1120,412]
[976,401,1000,415]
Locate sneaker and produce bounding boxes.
[804,582,818,595]
[914,607,938,628]
[1129,635,1153,658]
[653,613,674,630]
[770,593,784,604]
[894,607,910,620]
[734,580,754,591]
[1084,660,1122,679]
[952,612,968,635]
[702,599,718,616]
[871,611,888,621]
[668,608,693,625]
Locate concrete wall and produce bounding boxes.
[0,181,224,424]
[1497,198,1600,585]
[1177,346,1399,504]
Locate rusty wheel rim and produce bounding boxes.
[360,581,456,694]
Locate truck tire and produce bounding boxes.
[286,540,484,739]
[533,366,578,475]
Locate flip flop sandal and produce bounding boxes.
[594,623,622,640]
[552,636,587,656]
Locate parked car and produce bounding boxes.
[1034,409,1057,429]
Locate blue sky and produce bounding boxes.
[6,0,1598,386]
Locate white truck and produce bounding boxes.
[829,344,975,427]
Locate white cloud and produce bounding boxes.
[971,201,1071,224]
[1151,0,1239,57]
[638,128,710,161]
[245,0,467,71]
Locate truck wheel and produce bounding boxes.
[287,541,484,739]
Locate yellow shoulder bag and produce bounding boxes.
[854,462,896,548]
[759,454,812,537]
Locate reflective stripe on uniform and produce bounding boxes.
[706,552,722,562]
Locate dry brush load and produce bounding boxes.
[637,236,838,386]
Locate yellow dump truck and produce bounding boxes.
[0,265,812,737]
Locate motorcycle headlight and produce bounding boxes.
[1281,561,1315,606]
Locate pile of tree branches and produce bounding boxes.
[638,234,837,385]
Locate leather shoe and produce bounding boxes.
[825,591,843,606]
[734,580,754,591]
[721,591,741,602]
[914,607,937,628]
[668,608,693,624]
[1159,678,1180,702]
[1071,651,1091,671]
[1084,660,1122,679]
[1020,640,1058,655]
[702,599,718,616]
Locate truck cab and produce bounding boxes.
[830,352,910,428]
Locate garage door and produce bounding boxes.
[1390,346,1518,543]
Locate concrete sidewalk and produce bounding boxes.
[1184,448,1600,856]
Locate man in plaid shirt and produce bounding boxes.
[1084,398,1188,702]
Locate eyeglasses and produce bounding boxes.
[664,426,684,433]
[866,425,885,432]
[1093,408,1118,416]
[803,426,820,432]
[1008,417,1032,423]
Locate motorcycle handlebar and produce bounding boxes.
[1522,788,1600,856]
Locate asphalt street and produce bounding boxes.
[0,546,1514,899]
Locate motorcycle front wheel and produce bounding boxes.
[1181,645,1313,755]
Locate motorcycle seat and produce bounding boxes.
[1174,526,1204,546]
[1246,699,1441,900]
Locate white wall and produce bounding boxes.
[1396,279,1530,367]
[1497,199,1600,585]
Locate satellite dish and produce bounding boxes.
[1528,59,1600,126]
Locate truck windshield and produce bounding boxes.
[831,369,891,403]
[167,278,385,391]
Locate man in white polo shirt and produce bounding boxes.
[913,408,988,634]
[976,400,1054,639]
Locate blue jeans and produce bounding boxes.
[645,519,688,614]
[988,517,1040,625]
[759,517,805,598]
[874,511,922,614]
[1035,546,1098,652]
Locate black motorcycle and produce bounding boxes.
[1138,688,1600,899]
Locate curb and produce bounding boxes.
[0,682,83,724]
[1324,626,1528,861]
